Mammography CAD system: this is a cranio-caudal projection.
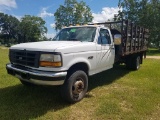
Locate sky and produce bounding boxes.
[0,0,120,38]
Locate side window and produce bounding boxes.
[98,29,111,44]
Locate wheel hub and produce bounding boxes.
[72,80,84,95]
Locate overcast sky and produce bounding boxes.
[0,0,120,38]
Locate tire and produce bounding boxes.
[20,79,34,86]
[61,70,88,103]
[132,56,141,70]
[126,57,132,69]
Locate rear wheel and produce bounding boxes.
[61,70,88,103]
[132,56,141,70]
[126,55,141,70]
[126,57,132,69]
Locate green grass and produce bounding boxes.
[0,47,160,120]
[147,48,160,56]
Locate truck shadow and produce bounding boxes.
[88,64,130,92]
[0,65,130,120]
[0,85,69,120]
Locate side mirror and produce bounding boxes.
[114,34,121,45]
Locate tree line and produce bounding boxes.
[0,13,47,46]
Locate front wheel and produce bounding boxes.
[61,70,88,103]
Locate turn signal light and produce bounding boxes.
[40,61,62,67]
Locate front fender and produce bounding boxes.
[66,56,91,71]
[62,51,98,71]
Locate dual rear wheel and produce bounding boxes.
[126,55,141,70]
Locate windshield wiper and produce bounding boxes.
[68,38,81,41]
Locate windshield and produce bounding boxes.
[53,27,96,42]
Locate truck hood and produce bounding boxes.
[10,41,96,53]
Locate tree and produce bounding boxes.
[54,0,93,30]
[118,0,160,48]
[0,13,20,44]
[0,13,48,44]
[19,15,47,43]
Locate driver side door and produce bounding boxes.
[96,28,115,69]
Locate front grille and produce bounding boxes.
[9,49,40,68]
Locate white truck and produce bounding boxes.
[6,20,149,103]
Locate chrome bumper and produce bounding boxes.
[6,63,67,85]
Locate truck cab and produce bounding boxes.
[52,25,115,75]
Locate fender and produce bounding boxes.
[66,56,91,71]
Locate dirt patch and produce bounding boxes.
[147,56,160,59]
[0,47,9,49]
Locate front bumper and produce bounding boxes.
[6,63,67,85]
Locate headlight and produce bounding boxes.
[39,54,62,67]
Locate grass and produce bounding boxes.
[0,46,160,120]
[147,48,160,56]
